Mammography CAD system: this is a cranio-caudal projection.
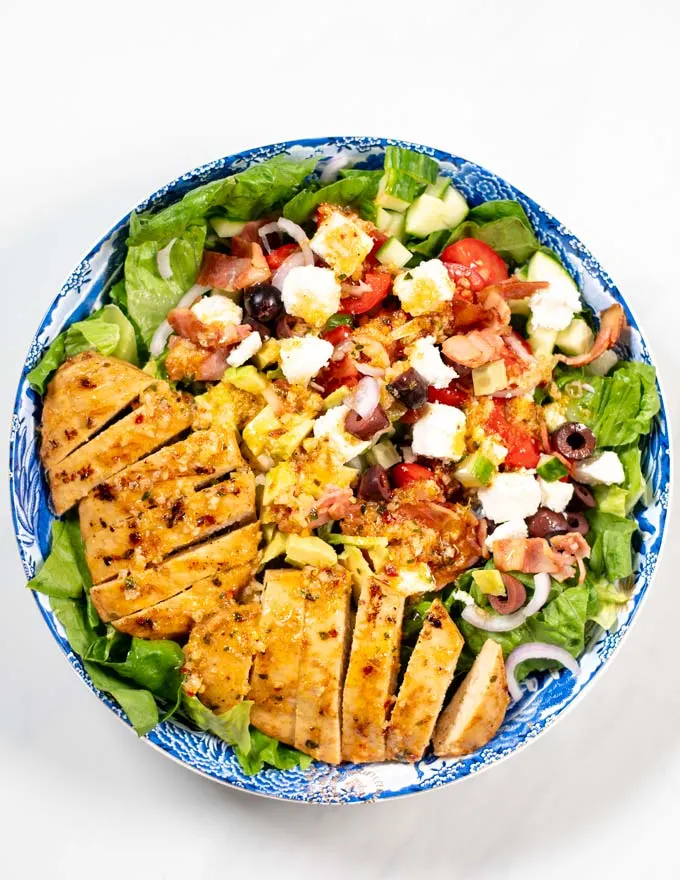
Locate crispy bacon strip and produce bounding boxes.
[442,328,507,368]
[480,279,550,300]
[557,304,625,367]
[165,337,229,382]
[197,248,271,291]
[310,486,355,527]
[168,307,250,349]
[493,531,590,583]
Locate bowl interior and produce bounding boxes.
[9,136,671,804]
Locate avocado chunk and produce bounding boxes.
[285,535,338,569]
[472,360,508,396]
[258,530,288,571]
[471,569,506,596]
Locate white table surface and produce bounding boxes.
[2,1,678,877]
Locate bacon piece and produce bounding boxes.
[235,219,269,244]
[399,501,461,531]
[442,328,507,368]
[167,307,250,349]
[494,531,591,583]
[557,304,625,367]
[478,287,511,325]
[197,249,271,291]
[480,279,549,300]
[310,486,355,527]
[550,532,590,559]
[165,337,229,382]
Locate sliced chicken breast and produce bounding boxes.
[433,639,509,758]
[83,470,256,583]
[385,600,464,762]
[341,578,405,764]
[90,522,261,621]
[294,566,352,765]
[249,569,305,746]
[111,563,253,640]
[48,385,194,514]
[40,351,155,470]
[183,603,261,713]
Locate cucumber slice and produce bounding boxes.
[509,298,531,316]
[376,237,412,269]
[425,176,450,198]
[405,194,449,237]
[472,360,508,395]
[527,322,558,356]
[210,217,247,238]
[376,207,406,241]
[527,250,577,288]
[555,317,594,356]
[365,439,401,469]
[440,186,469,228]
[375,176,412,212]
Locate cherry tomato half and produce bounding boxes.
[487,401,540,469]
[315,354,360,394]
[340,272,392,315]
[391,462,433,488]
[427,384,471,408]
[443,261,487,293]
[265,243,299,271]
[322,324,352,347]
[441,239,508,285]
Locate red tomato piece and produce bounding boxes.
[364,229,389,267]
[322,324,352,346]
[391,462,433,488]
[487,401,540,469]
[443,261,487,293]
[315,354,360,394]
[442,239,508,285]
[427,384,471,408]
[340,272,392,315]
[265,243,298,271]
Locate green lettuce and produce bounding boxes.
[128,156,317,248]
[586,510,637,581]
[619,443,647,513]
[234,728,313,775]
[28,518,90,600]
[27,304,138,394]
[124,223,206,346]
[283,175,379,224]
[83,661,161,736]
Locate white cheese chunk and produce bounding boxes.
[281,265,341,328]
[226,331,263,367]
[571,451,625,486]
[279,335,333,385]
[478,472,542,523]
[543,402,567,433]
[393,259,455,317]
[386,562,436,596]
[529,281,581,332]
[485,518,528,552]
[313,404,371,463]
[411,402,466,461]
[310,210,374,279]
[409,335,458,389]
[191,294,243,339]
[538,476,574,512]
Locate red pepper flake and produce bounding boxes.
[135,414,145,424]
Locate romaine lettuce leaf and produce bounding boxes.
[586,510,637,581]
[234,728,313,775]
[619,443,646,513]
[83,661,160,736]
[283,175,379,224]
[127,156,317,248]
[27,518,90,599]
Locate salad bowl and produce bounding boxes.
[9,136,670,804]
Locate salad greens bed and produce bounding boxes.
[25,147,660,773]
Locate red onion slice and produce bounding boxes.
[320,154,350,183]
[272,250,306,290]
[349,376,380,420]
[505,333,534,364]
[506,642,580,702]
[149,283,210,357]
[461,573,551,633]
[276,218,314,266]
[156,238,176,280]
[257,222,281,254]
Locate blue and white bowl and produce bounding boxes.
[9,136,671,804]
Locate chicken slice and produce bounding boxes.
[248,569,305,746]
[90,522,261,621]
[341,577,405,764]
[48,384,194,514]
[385,600,464,762]
[111,563,253,640]
[183,603,261,713]
[433,639,509,757]
[83,470,256,583]
[79,426,243,532]
[294,566,352,765]
[40,352,155,470]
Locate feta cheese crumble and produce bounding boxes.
[387,562,436,596]
[281,265,341,328]
[529,277,581,332]
[478,472,542,523]
[411,402,466,461]
[571,450,625,486]
[409,336,458,389]
[393,259,455,317]
[279,335,333,385]
[313,404,372,463]
[226,331,263,367]
[191,294,243,339]
[310,210,374,279]
[485,518,528,552]
[538,476,574,512]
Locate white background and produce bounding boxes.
[1,1,679,877]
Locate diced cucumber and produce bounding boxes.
[472,360,508,396]
[365,439,401,469]
[527,250,577,288]
[425,176,450,198]
[555,317,594,356]
[405,194,449,238]
[376,237,412,269]
[375,207,407,241]
[509,298,531,316]
[285,535,337,569]
[585,349,618,376]
[536,456,569,482]
[455,452,496,488]
[375,176,412,212]
[514,263,530,281]
[210,217,247,238]
[440,186,469,228]
[471,569,506,596]
[527,321,557,356]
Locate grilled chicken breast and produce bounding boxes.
[83,470,256,583]
[90,522,260,621]
[433,639,509,757]
[40,352,155,470]
[294,566,352,765]
[249,569,306,746]
[183,603,261,713]
[341,577,405,764]
[48,384,194,514]
[385,600,464,762]
[112,563,254,640]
